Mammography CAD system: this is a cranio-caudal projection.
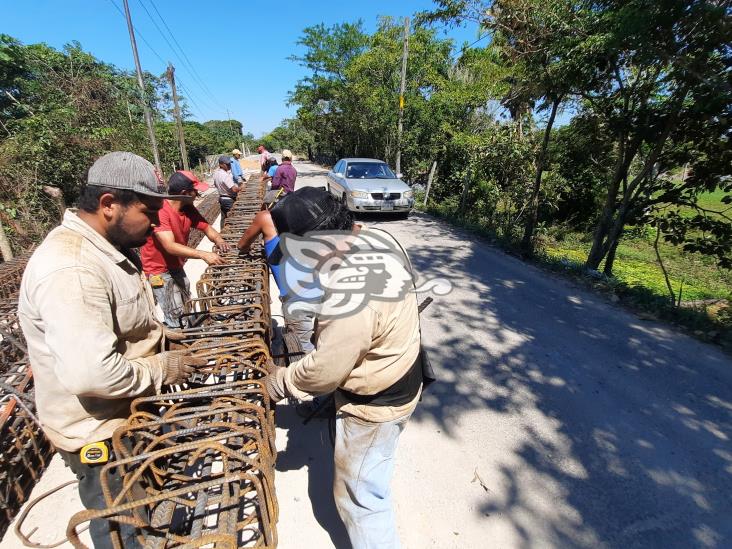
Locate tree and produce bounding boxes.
[581,0,732,274]
[0,36,236,256]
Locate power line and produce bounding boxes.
[109,0,227,121]
[175,72,225,117]
[176,79,206,118]
[141,0,228,111]
[457,32,490,56]
[107,0,166,66]
[133,0,180,63]
[132,0,221,114]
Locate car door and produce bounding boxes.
[328,160,344,196]
[330,160,347,196]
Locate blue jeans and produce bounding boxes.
[333,412,410,549]
[150,269,190,328]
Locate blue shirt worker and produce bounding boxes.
[230,148,244,183]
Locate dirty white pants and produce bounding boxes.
[333,412,410,549]
[281,298,315,353]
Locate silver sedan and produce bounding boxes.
[326,158,414,217]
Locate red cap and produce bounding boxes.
[178,170,209,192]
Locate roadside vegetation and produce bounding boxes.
[0,35,251,256]
[265,0,730,345]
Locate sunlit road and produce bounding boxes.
[275,160,732,549]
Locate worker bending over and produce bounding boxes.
[18,152,205,549]
[141,170,230,327]
[237,207,315,353]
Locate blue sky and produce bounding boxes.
[1,0,481,136]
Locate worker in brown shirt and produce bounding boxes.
[265,187,421,549]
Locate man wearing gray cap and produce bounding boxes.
[213,154,240,223]
[18,151,205,549]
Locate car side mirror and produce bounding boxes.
[336,172,344,177]
[396,173,403,179]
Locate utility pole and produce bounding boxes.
[226,109,236,140]
[166,63,189,171]
[395,16,410,175]
[122,0,162,175]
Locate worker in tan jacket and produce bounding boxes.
[18,152,204,549]
[265,187,422,549]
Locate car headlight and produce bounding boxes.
[403,190,413,199]
[350,190,369,199]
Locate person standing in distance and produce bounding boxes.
[230,148,244,184]
[257,144,270,175]
[213,155,239,223]
[271,149,297,195]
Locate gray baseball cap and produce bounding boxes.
[218,155,232,165]
[87,151,174,198]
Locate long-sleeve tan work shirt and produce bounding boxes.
[283,229,422,423]
[18,210,165,452]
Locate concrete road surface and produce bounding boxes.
[274,161,732,549]
[2,160,730,549]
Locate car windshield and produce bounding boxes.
[345,162,396,179]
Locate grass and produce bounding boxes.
[416,193,732,349]
[543,229,732,303]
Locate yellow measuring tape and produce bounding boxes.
[80,441,110,464]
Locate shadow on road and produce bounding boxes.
[275,406,352,549]
[376,211,732,548]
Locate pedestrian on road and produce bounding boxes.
[257,144,270,175]
[271,149,297,195]
[230,148,244,183]
[18,151,206,549]
[236,208,315,353]
[140,170,231,328]
[264,187,421,549]
[213,155,239,222]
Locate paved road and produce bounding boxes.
[275,161,732,549]
[2,161,729,548]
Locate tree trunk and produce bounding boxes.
[603,236,620,276]
[653,227,677,306]
[586,86,689,271]
[0,218,13,262]
[521,95,562,254]
[459,166,471,218]
[423,160,437,207]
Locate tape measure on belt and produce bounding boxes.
[148,274,165,288]
[80,441,110,465]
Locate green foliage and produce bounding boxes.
[0,36,241,254]
[293,2,730,343]
[288,17,497,177]
[202,119,244,152]
[259,118,314,156]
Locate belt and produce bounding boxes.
[337,353,423,407]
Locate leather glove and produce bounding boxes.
[264,365,289,403]
[161,351,208,385]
